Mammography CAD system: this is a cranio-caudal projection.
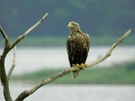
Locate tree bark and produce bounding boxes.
[15,29,131,101]
[0,13,49,101]
[0,12,132,101]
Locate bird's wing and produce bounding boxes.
[66,35,73,66]
[66,35,71,54]
[84,33,90,52]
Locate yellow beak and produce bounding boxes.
[68,22,73,28]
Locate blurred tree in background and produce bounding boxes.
[0,0,135,38]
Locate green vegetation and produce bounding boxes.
[0,36,134,47]
[1,0,135,37]
[11,61,135,84]
[1,1,134,47]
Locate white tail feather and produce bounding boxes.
[73,71,79,78]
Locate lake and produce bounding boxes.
[0,46,135,74]
[0,46,135,101]
[0,84,135,101]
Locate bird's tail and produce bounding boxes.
[73,71,79,78]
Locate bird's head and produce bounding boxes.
[68,21,80,31]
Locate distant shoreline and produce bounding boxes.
[11,61,135,84]
[0,36,134,47]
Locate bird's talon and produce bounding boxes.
[73,64,80,71]
[80,63,86,70]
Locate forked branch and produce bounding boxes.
[15,29,132,101]
[0,13,49,101]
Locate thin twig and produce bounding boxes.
[9,13,49,50]
[0,26,9,47]
[15,29,132,101]
[7,46,16,80]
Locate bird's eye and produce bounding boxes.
[71,23,75,25]
[71,23,77,26]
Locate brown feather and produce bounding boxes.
[66,21,90,78]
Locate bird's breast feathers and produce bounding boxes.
[70,33,89,48]
[67,32,90,54]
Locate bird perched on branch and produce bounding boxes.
[66,21,90,78]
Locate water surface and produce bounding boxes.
[0,46,134,74]
[0,84,135,101]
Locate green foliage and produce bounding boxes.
[0,0,135,37]
[0,35,134,47]
[11,61,135,84]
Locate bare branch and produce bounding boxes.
[0,26,9,47]
[0,26,12,101]
[15,29,132,101]
[15,68,73,101]
[9,13,49,49]
[7,46,16,80]
[0,13,49,101]
[86,29,132,67]
[0,57,13,101]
